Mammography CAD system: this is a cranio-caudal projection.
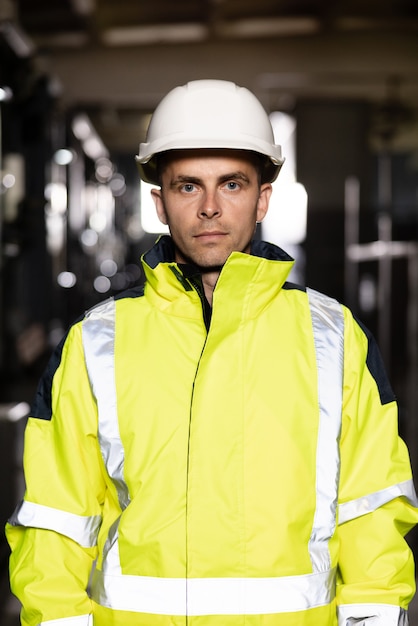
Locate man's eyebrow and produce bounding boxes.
[169,175,202,187]
[169,171,251,187]
[218,171,250,184]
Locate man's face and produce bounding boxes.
[151,150,272,269]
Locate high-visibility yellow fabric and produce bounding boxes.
[6,237,418,626]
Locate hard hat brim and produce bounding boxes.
[136,143,284,185]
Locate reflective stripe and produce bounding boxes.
[101,518,122,576]
[307,288,344,573]
[8,500,101,548]
[83,298,130,511]
[338,479,418,525]
[337,603,407,626]
[41,615,92,626]
[92,569,336,615]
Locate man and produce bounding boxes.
[6,79,418,626]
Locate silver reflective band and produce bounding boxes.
[9,500,101,548]
[41,615,92,626]
[307,288,344,573]
[337,603,408,626]
[83,298,130,511]
[92,569,336,615]
[338,479,418,525]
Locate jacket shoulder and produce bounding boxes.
[29,320,81,421]
[114,284,145,301]
[84,285,145,318]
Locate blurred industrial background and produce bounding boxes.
[1,0,418,622]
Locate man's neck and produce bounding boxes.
[201,271,220,307]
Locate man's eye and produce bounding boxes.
[225,181,239,190]
[182,184,196,193]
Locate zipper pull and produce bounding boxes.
[169,265,193,291]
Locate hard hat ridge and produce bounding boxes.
[136,79,284,185]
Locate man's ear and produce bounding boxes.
[256,183,272,223]
[151,188,168,226]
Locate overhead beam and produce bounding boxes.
[42,31,418,111]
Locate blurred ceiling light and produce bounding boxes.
[83,136,107,160]
[95,157,113,183]
[218,16,319,38]
[57,271,77,288]
[72,113,109,160]
[0,21,35,57]
[45,211,65,255]
[89,212,107,233]
[53,148,74,165]
[44,183,67,215]
[80,228,98,248]
[94,275,111,293]
[0,401,30,422]
[2,153,24,222]
[109,173,126,196]
[45,182,67,214]
[0,85,13,101]
[70,0,95,16]
[72,114,93,140]
[126,214,144,241]
[2,172,15,188]
[103,23,208,46]
[100,259,118,277]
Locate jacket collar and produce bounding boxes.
[141,235,295,322]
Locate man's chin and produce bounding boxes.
[193,249,236,271]
[175,246,234,271]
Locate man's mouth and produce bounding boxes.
[194,231,227,238]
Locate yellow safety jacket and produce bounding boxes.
[6,236,418,626]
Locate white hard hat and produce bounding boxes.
[136,79,284,185]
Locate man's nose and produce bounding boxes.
[199,190,222,218]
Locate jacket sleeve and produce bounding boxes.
[5,321,108,626]
[336,310,418,626]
